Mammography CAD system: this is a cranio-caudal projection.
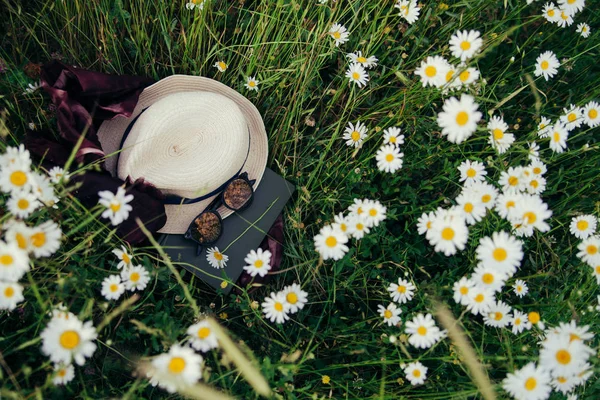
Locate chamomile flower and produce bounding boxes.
[120,265,150,291]
[349,215,370,239]
[560,104,583,131]
[404,361,428,385]
[98,186,134,226]
[332,212,353,236]
[509,194,552,237]
[376,144,404,173]
[0,281,24,311]
[281,283,308,313]
[534,51,560,81]
[537,116,553,138]
[589,262,600,284]
[415,56,450,88]
[314,224,349,261]
[458,160,487,185]
[513,280,529,297]
[554,320,594,342]
[362,199,387,228]
[342,120,368,148]
[511,310,532,334]
[206,247,228,269]
[528,311,545,330]
[502,362,552,400]
[548,123,569,153]
[455,190,486,225]
[556,9,574,27]
[185,0,205,10]
[427,209,469,256]
[40,314,97,366]
[262,291,291,324]
[499,167,525,194]
[542,2,561,22]
[465,286,495,316]
[487,115,515,154]
[395,0,420,25]
[582,100,600,128]
[31,173,59,208]
[453,276,475,305]
[476,231,523,276]
[148,345,203,393]
[378,303,402,326]
[455,65,480,87]
[0,160,33,194]
[495,192,523,220]
[382,127,404,146]
[6,191,41,219]
[347,198,367,217]
[329,23,349,47]
[187,320,219,352]
[243,248,272,277]
[483,301,513,328]
[0,144,31,170]
[559,0,585,14]
[528,142,540,161]
[576,235,600,266]
[112,245,133,269]
[387,278,416,304]
[0,240,29,282]
[405,313,443,349]
[346,51,378,69]
[468,181,499,210]
[52,363,75,385]
[539,332,591,378]
[576,23,591,38]
[346,63,369,88]
[101,275,125,300]
[523,174,547,195]
[47,166,69,184]
[472,264,508,293]
[437,94,482,144]
[449,30,483,61]
[551,375,578,395]
[213,61,228,72]
[569,215,597,239]
[28,220,62,258]
[244,76,259,91]
[417,210,437,235]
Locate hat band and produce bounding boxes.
[116,108,251,205]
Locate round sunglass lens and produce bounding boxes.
[223,178,253,210]
[191,211,222,243]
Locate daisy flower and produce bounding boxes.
[395,0,420,25]
[529,159,547,176]
[262,291,291,324]
[557,9,574,27]
[213,61,227,72]
[560,104,583,131]
[404,361,428,385]
[206,247,228,269]
[554,320,594,342]
[576,235,600,266]
[483,301,512,328]
[378,303,401,326]
[558,0,585,14]
[537,116,553,138]
[101,275,125,300]
[28,220,62,258]
[539,332,591,378]
[387,278,416,304]
[147,345,203,393]
[0,144,31,170]
[376,144,404,173]
[347,198,367,217]
[40,314,97,366]
[487,115,515,154]
[417,210,437,236]
[427,209,469,256]
[281,283,308,313]
[542,2,561,23]
[405,313,443,349]
[449,30,483,61]
[458,160,487,185]
[582,100,600,127]
[346,63,369,88]
[120,265,150,291]
[185,0,205,10]
[534,51,560,81]
[52,363,75,385]
[523,174,546,195]
[528,311,545,330]
[329,23,349,47]
[569,215,597,239]
[342,120,368,148]
[499,167,525,194]
[415,56,450,88]
[551,375,578,395]
[112,245,133,269]
[314,224,349,261]
[513,279,529,297]
[382,126,404,146]
[98,186,134,226]
[495,192,523,220]
[467,181,498,210]
[243,248,272,277]
[346,51,378,69]
[47,166,69,184]
[349,215,370,239]
[456,65,480,87]
[0,160,33,194]
[0,281,25,311]
[332,212,353,236]
[0,240,29,282]
[187,319,219,352]
[465,286,494,316]
[472,264,508,293]
[361,199,387,228]
[455,190,486,225]
[452,276,475,305]
[244,76,259,91]
[6,190,41,219]
[475,231,524,277]
[589,262,600,284]
[31,172,59,208]
[437,94,482,144]
[509,194,552,237]
[502,362,552,400]
[528,142,540,161]
[510,311,532,334]
[548,122,569,153]
[576,23,591,38]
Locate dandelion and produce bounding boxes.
[206,247,228,269]
[0,281,25,311]
[502,362,552,400]
[244,76,259,91]
[187,320,219,352]
[487,115,515,154]
[582,100,600,127]
[387,278,416,304]
[395,0,420,25]
[457,160,487,185]
[534,51,560,81]
[281,283,308,313]
[346,51,378,69]
[576,23,591,38]
[415,56,450,88]
[378,303,402,326]
[404,361,428,385]
[345,63,369,88]
[382,127,404,146]
[112,245,133,269]
[121,265,150,291]
[376,144,404,173]
[147,345,204,393]
[405,313,444,349]
[40,313,97,366]
[437,94,482,144]
[569,215,597,240]
[329,23,349,47]
[262,291,291,324]
[52,363,75,386]
[98,187,134,226]
[449,30,483,61]
[101,275,125,300]
[342,120,368,148]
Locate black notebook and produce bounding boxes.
[158,168,295,293]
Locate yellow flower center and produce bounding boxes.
[58,369,67,377]
[426,221,432,229]
[252,259,263,269]
[249,81,256,87]
[524,377,537,391]
[4,286,14,298]
[17,199,30,210]
[110,283,119,292]
[576,220,589,231]
[333,31,341,39]
[493,248,507,261]
[385,154,394,162]
[528,312,540,324]
[425,66,437,77]
[413,369,421,377]
[561,11,568,20]
[557,376,567,384]
[460,41,471,51]
[32,231,47,248]
[351,131,361,141]
[506,200,515,208]
[168,357,186,374]
[482,273,494,285]
[218,61,227,70]
[523,212,537,224]
[122,253,131,264]
[541,60,549,70]
[460,286,468,295]
[459,70,470,82]
[587,245,598,255]
[59,330,80,350]
[214,252,223,261]
[446,70,454,82]
[481,194,491,203]
[553,132,561,142]
[515,318,521,325]
[589,109,598,119]
[198,327,211,339]
[555,349,571,365]
[569,333,581,342]
[274,302,284,312]
[389,136,396,143]
[10,171,27,187]
[352,72,360,80]
[493,128,504,140]
[356,223,364,231]
[530,180,539,188]
[568,113,577,122]
[441,227,455,241]
[455,111,469,126]
[16,233,27,250]
[474,294,484,303]
[508,176,518,186]
[325,236,337,248]
[464,203,474,213]
[339,223,347,232]
[384,310,392,319]
[397,285,407,293]
[357,56,367,63]
[494,312,503,321]
[466,168,476,178]
[0,254,14,266]
[286,292,298,304]
[547,9,555,17]
[369,209,377,217]
[130,272,140,282]
[417,326,427,335]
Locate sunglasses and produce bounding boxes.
[184,172,256,255]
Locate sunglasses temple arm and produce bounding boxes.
[196,244,204,257]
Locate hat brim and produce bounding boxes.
[97,75,268,234]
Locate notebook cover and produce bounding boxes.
[158,168,295,293]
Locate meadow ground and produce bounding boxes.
[1,0,600,399]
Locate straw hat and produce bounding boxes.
[97,75,268,234]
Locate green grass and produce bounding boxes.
[1,0,600,398]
